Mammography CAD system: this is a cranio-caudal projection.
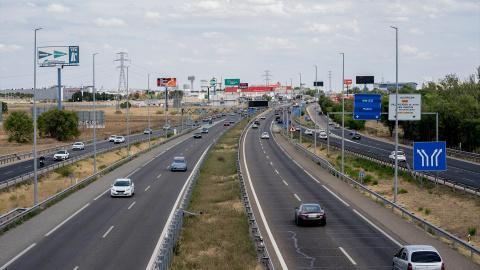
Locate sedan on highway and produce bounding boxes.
[109,135,117,142]
[224,121,230,126]
[72,142,85,150]
[201,127,209,133]
[163,124,171,130]
[53,150,69,161]
[143,128,152,134]
[110,178,135,197]
[393,245,444,270]
[260,132,270,139]
[304,129,313,135]
[171,156,187,171]
[295,203,326,226]
[389,150,406,162]
[193,132,202,138]
[352,133,361,140]
[319,132,327,139]
[252,124,258,129]
[114,136,125,144]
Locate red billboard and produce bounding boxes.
[344,79,352,85]
[157,78,177,87]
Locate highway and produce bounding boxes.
[240,110,479,270]
[0,113,242,270]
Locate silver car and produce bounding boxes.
[393,245,444,270]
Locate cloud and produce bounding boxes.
[0,44,22,52]
[202,32,224,38]
[46,4,70,13]
[400,44,431,59]
[93,18,125,27]
[145,12,161,19]
[257,37,296,50]
[468,46,478,52]
[409,28,424,35]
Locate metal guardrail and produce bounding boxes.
[0,127,192,234]
[446,148,480,162]
[279,129,480,261]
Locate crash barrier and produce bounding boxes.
[286,120,480,197]
[0,127,193,233]
[150,121,241,270]
[279,130,480,261]
[0,125,186,190]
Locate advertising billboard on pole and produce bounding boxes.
[38,46,79,67]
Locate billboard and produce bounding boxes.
[157,78,177,87]
[38,46,79,67]
[313,81,324,87]
[344,79,352,85]
[356,76,374,84]
[225,79,240,86]
[248,100,268,107]
[200,80,209,87]
[239,83,248,89]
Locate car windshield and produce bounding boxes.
[173,157,185,163]
[56,151,66,154]
[411,251,441,263]
[114,180,130,186]
[304,205,321,212]
[74,143,81,145]
[116,136,122,139]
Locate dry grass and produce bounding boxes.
[304,142,480,264]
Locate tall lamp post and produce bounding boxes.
[126,66,130,156]
[93,53,98,174]
[298,73,302,144]
[148,74,151,147]
[340,52,345,178]
[313,65,318,155]
[391,26,399,203]
[33,27,42,205]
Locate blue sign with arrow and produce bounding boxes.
[413,141,447,171]
[294,109,301,115]
[354,94,381,120]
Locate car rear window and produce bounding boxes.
[114,181,129,186]
[304,205,321,212]
[411,251,441,263]
[173,158,185,163]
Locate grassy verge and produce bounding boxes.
[168,118,259,269]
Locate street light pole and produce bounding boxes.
[298,73,302,144]
[93,53,98,174]
[391,26,399,203]
[148,74,150,147]
[340,52,345,179]
[126,66,130,157]
[314,65,318,155]
[34,27,42,205]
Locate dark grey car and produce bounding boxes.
[295,203,326,226]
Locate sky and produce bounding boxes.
[0,0,479,93]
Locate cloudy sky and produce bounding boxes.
[0,0,479,92]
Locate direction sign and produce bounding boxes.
[389,94,421,121]
[354,94,381,120]
[38,46,79,67]
[282,121,286,126]
[413,142,446,171]
[210,77,217,86]
[225,79,240,86]
[294,109,301,115]
[249,109,255,115]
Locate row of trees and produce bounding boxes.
[3,109,80,143]
[318,67,480,151]
[69,90,185,102]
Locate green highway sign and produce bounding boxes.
[225,79,240,86]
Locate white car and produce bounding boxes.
[111,178,135,197]
[260,116,266,119]
[114,136,125,144]
[260,132,270,139]
[53,150,69,161]
[393,245,443,270]
[163,124,171,130]
[304,129,313,135]
[319,132,327,139]
[389,150,406,161]
[72,142,85,150]
[109,135,117,142]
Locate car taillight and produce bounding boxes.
[441,263,445,270]
[407,263,412,270]
[300,214,307,217]
[318,214,324,217]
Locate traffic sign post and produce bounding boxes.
[354,94,381,120]
[413,142,446,171]
[294,109,301,115]
[389,94,421,121]
[289,125,296,132]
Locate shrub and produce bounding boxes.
[3,111,33,143]
[156,110,164,114]
[418,206,424,212]
[363,174,373,184]
[54,165,75,177]
[468,227,477,236]
[398,189,408,194]
[425,209,431,215]
[372,180,378,185]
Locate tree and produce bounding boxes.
[261,94,272,101]
[37,108,80,141]
[120,101,131,109]
[2,102,7,113]
[3,111,33,143]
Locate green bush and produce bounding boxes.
[468,226,477,236]
[363,174,373,184]
[156,110,164,114]
[54,165,75,177]
[372,180,378,185]
[418,206,424,211]
[425,209,431,215]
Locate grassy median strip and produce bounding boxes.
[168,119,259,270]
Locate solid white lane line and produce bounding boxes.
[242,128,288,269]
[157,173,162,179]
[102,226,114,238]
[294,194,301,202]
[339,247,357,265]
[304,170,320,183]
[322,185,350,207]
[145,186,150,191]
[128,202,136,210]
[353,209,402,247]
[292,160,303,169]
[142,158,155,167]
[94,189,110,201]
[126,168,140,178]
[0,243,36,270]
[45,204,90,236]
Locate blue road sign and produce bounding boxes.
[282,121,286,126]
[294,109,301,115]
[354,94,381,120]
[305,117,308,121]
[249,109,255,115]
[359,172,364,178]
[413,142,447,171]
